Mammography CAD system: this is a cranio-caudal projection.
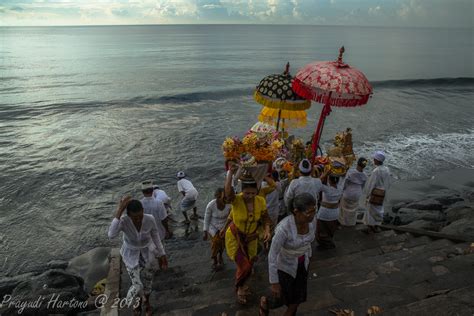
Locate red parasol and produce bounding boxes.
[292,47,373,160]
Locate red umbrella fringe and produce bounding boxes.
[292,79,371,107]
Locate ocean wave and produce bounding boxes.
[130,78,474,104]
[129,87,252,105]
[372,77,474,88]
[357,130,474,180]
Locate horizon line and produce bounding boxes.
[1,23,471,29]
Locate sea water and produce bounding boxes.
[0,25,473,275]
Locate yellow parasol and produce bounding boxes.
[254,62,311,130]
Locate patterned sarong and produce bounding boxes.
[210,234,224,259]
[229,223,258,288]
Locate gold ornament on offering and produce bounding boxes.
[222,129,284,164]
[323,128,356,176]
[290,138,305,162]
[222,137,243,160]
[328,157,347,177]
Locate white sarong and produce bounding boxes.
[339,197,359,226]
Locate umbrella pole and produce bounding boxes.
[276,109,282,131]
[311,93,332,161]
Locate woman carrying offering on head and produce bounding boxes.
[222,163,272,305]
[316,170,343,249]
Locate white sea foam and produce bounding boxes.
[357,130,474,180]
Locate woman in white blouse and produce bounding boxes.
[108,196,168,316]
[316,171,343,249]
[263,193,317,316]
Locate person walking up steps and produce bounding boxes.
[223,165,272,305]
[176,171,199,224]
[108,196,168,316]
[203,188,231,271]
[261,193,317,316]
[153,184,172,215]
[141,180,172,239]
[284,159,323,211]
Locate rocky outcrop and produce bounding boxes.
[404,199,444,211]
[47,260,69,270]
[0,247,110,315]
[0,272,36,298]
[446,204,474,223]
[0,269,90,315]
[403,220,443,232]
[393,208,445,226]
[385,190,474,237]
[441,218,474,239]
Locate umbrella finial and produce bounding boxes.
[337,46,345,63]
[284,62,290,75]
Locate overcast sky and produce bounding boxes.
[0,0,472,27]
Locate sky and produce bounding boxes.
[0,0,472,27]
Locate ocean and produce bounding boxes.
[0,25,473,276]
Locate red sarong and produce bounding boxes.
[229,223,258,288]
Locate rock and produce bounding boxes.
[394,208,445,225]
[402,220,442,232]
[445,205,474,223]
[47,260,69,270]
[428,256,445,263]
[3,269,89,315]
[432,265,450,276]
[66,247,110,293]
[383,212,393,224]
[404,199,444,211]
[0,272,34,298]
[392,201,410,213]
[440,218,474,239]
[446,247,464,258]
[435,195,464,206]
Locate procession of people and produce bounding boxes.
[107,138,391,315]
[105,45,384,316]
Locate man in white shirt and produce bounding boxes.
[153,185,172,215]
[284,159,323,211]
[364,151,391,233]
[141,180,172,239]
[176,171,199,223]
